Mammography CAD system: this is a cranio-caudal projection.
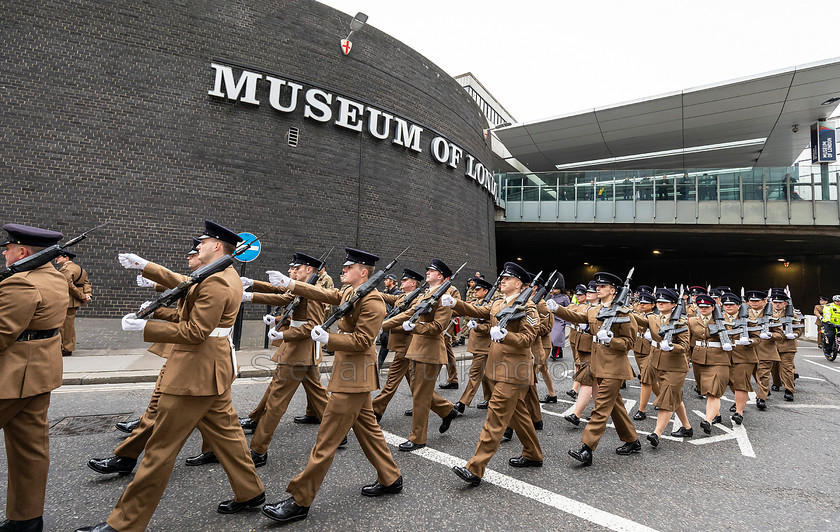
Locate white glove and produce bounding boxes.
[311,325,329,343]
[263,314,276,326]
[738,337,752,346]
[644,329,652,341]
[266,270,291,288]
[440,294,456,307]
[759,331,771,340]
[722,342,733,351]
[139,300,153,312]
[267,328,284,341]
[242,291,253,303]
[118,253,148,270]
[136,275,155,288]
[402,321,416,332]
[467,319,478,330]
[121,313,147,331]
[490,326,508,342]
[596,329,613,344]
[659,339,673,351]
[785,333,796,340]
[241,277,254,288]
[546,299,559,312]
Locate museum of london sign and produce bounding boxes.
[208,63,497,199]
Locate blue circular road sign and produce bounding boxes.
[235,232,262,262]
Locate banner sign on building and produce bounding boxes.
[811,121,837,163]
[207,62,497,199]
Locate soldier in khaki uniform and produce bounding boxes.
[54,250,91,356]
[453,277,495,415]
[261,248,402,524]
[78,220,265,532]
[444,262,543,485]
[522,277,553,431]
[688,294,731,434]
[371,268,424,420]
[236,252,330,466]
[770,289,800,402]
[88,241,211,475]
[720,292,758,424]
[746,289,783,411]
[0,224,68,532]
[630,288,693,448]
[815,296,828,348]
[558,281,598,426]
[439,287,461,390]
[548,272,641,466]
[631,291,658,420]
[381,258,459,451]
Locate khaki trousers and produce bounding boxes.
[0,393,51,520]
[115,364,167,459]
[107,389,264,532]
[444,339,458,384]
[409,362,454,445]
[523,366,542,423]
[754,360,775,399]
[465,380,542,477]
[458,353,490,406]
[250,365,324,421]
[778,352,796,393]
[372,350,412,416]
[250,364,329,454]
[61,307,77,352]
[581,377,638,451]
[286,392,400,507]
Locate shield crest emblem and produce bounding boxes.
[340,39,352,55]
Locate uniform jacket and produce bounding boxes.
[629,311,689,373]
[721,311,759,364]
[142,262,192,358]
[252,289,325,365]
[380,292,412,353]
[749,307,782,362]
[143,264,241,396]
[531,298,552,364]
[452,294,538,385]
[289,280,385,393]
[553,302,637,380]
[381,285,458,365]
[0,263,69,398]
[632,311,653,355]
[772,307,800,354]
[58,261,91,309]
[688,315,730,366]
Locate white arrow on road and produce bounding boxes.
[688,410,755,458]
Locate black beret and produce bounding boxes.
[198,219,243,246]
[401,268,424,282]
[343,247,379,266]
[593,271,622,287]
[427,258,452,279]
[501,261,531,285]
[2,223,63,247]
[655,288,679,304]
[289,252,323,269]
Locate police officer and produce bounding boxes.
[0,224,68,532]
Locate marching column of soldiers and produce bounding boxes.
[0,219,808,531]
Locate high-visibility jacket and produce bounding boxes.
[823,303,840,326]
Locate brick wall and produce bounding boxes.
[2,0,497,318]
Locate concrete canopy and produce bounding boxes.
[495,57,840,172]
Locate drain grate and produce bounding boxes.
[50,413,133,436]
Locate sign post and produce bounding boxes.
[233,232,261,350]
[811,121,837,200]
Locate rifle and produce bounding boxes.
[406,262,468,326]
[779,285,804,335]
[321,247,409,329]
[594,267,634,338]
[384,281,428,320]
[0,221,109,282]
[708,303,736,348]
[529,270,557,303]
[658,285,688,345]
[735,288,761,344]
[135,233,262,320]
[495,271,542,330]
[270,247,334,326]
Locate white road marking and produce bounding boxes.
[689,410,755,458]
[381,431,659,532]
[774,404,840,409]
[795,375,826,381]
[54,377,266,394]
[802,359,840,374]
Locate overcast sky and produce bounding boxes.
[319,0,840,123]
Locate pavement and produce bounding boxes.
[62,319,473,385]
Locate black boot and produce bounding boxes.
[88,455,137,475]
[0,517,43,532]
